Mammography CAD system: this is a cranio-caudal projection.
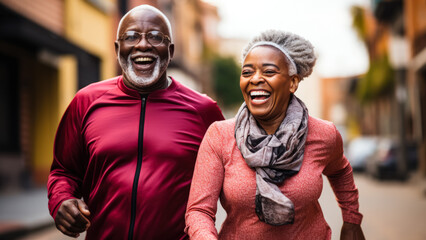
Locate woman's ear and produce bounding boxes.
[289,75,300,93]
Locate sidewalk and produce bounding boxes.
[0,188,54,239]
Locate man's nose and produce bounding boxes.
[134,35,151,49]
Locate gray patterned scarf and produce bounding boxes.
[234,95,309,225]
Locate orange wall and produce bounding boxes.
[321,77,346,122]
[0,0,64,34]
[405,0,426,55]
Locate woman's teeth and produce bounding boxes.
[250,90,270,98]
[250,90,271,103]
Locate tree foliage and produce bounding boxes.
[356,53,395,103]
[211,55,243,108]
[351,5,368,42]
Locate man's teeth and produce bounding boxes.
[134,57,154,63]
[250,91,271,97]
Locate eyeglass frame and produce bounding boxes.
[117,30,171,47]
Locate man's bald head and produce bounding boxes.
[117,5,173,40]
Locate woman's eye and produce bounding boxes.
[264,70,277,76]
[241,71,253,77]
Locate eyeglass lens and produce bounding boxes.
[122,31,166,46]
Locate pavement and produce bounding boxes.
[322,173,426,240]
[0,187,54,240]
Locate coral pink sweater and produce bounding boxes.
[185,117,362,240]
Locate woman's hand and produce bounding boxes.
[340,222,365,240]
[55,199,91,238]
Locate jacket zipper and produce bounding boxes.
[128,94,148,240]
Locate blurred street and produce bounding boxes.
[320,173,426,240]
[1,173,424,240]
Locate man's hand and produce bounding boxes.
[340,222,365,240]
[55,199,91,238]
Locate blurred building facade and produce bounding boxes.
[404,0,426,181]
[0,0,117,190]
[348,0,426,181]
[0,0,219,193]
[320,77,351,137]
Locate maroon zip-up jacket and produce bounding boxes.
[47,76,224,239]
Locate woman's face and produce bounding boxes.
[240,46,299,124]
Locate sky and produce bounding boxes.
[202,0,371,78]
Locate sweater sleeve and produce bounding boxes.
[185,122,224,240]
[47,94,87,219]
[322,125,363,225]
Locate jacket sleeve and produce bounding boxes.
[199,100,225,131]
[322,125,363,225]
[47,95,87,219]
[185,122,224,239]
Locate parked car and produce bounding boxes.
[366,138,418,180]
[346,136,378,172]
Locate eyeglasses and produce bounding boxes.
[118,30,171,47]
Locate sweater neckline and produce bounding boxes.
[117,75,178,99]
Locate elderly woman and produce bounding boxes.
[185,30,365,239]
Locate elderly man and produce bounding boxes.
[47,5,223,239]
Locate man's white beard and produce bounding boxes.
[118,54,168,88]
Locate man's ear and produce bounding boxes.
[169,43,175,60]
[114,41,119,56]
[290,75,300,93]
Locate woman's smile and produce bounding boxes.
[249,89,271,104]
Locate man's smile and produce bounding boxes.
[131,55,157,71]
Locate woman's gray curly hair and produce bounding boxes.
[241,30,316,80]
